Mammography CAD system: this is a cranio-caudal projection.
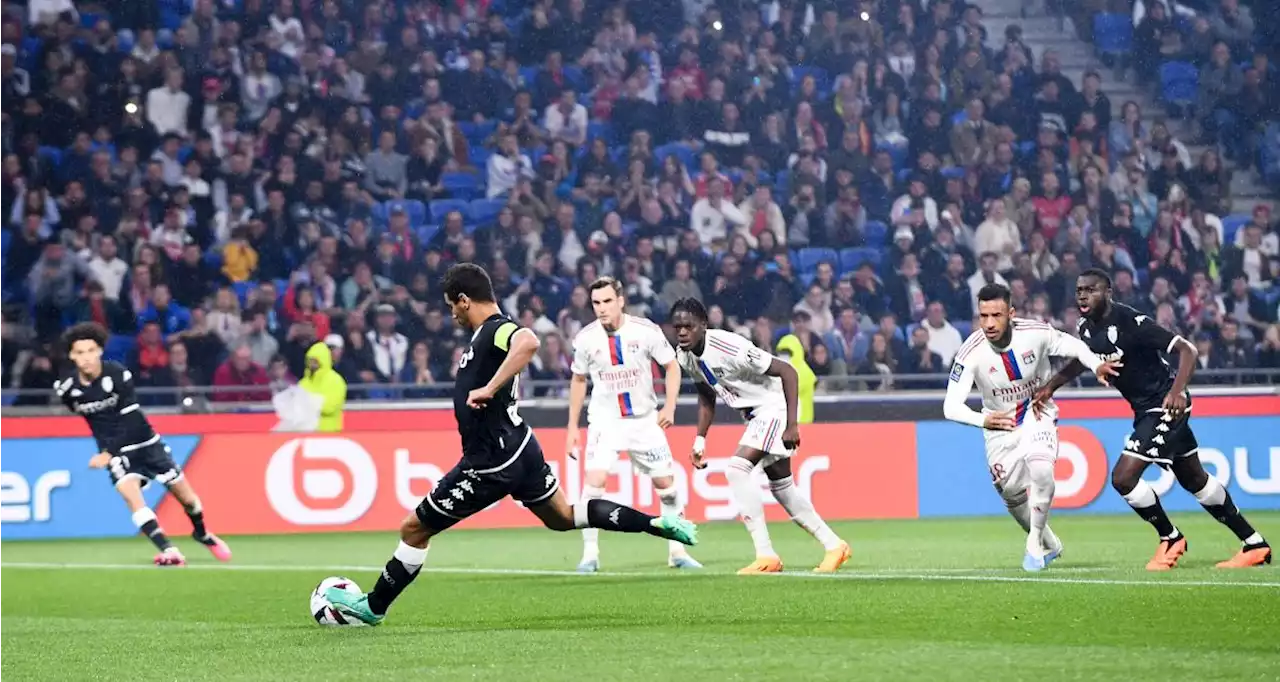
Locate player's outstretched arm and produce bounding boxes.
[691,382,717,469]
[942,359,990,428]
[469,328,540,408]
[764,358,801,447]
[1047,328,1119,386]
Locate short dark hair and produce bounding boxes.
[669,297,708,322]
[62,322,109,351]
[441,263,496,303]
[1080,267,1113,288]
[977,283,1012,304]
[589,276,623,296]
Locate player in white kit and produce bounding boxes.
[566,278,702,571]
[668,298,851,574]
[943,284,1120,571]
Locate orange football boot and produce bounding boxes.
[738,556,784,574]
[1215,545,1272,569]
[813,542,852,573]
[1146,535,1188,571]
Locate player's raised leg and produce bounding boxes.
[528,486,698,545]
[112,475,185,566]
[1171,455,1272,568]
[1111,454,1187,570]
[166,477,232,561]
[763,458,849,573]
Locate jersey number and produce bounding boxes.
[507,375,523,426]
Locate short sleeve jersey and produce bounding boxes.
[571,314,675,424]
[454,314,527,463]
[1078,301,1184,413]
[55,360,160,455]
[676,329,783,414]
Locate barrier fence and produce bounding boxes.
[2,393,1277,540]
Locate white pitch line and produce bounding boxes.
[3,562,1277,588]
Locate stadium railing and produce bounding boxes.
[4,369,1277,415]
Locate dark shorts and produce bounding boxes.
[415,426,560,532]
[106,441,183,488]
[1121,409,1199,469]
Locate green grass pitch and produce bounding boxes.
[4,513,1279,681]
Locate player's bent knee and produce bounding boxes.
[1003,488,1028,508]
[1110,466,1140,495]
[399,514,431,546]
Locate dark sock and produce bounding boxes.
[139,519,173,551]
[586,499,663,537]
[1130,499,1178,538]
[366,558,419,615]
[1202,490,1262,544]
[186,509,214,544]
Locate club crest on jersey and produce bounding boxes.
[101,376,114,393]
[1107,326,1118,344]
[1021,350,1036,365]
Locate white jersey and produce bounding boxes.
[677,329,784,414]
[571,315,674,423]
[944,318,1103,431]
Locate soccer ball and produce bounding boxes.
[311,576,366,626]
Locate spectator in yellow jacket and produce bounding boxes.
[299,340,347,432]
[775,333,816,424]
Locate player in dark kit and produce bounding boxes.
[58,323,232,566]
[1034,269,1270,570]
[325,264,698,626]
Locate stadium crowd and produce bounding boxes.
[1,0,1278,406]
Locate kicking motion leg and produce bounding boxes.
[725,450,782,573]
[167,478,231,561]
[1171,457,1272,568]
[764,459,849,573]
[328,514,435,625]
[116,478,184,566]
[652,475,701,569]
[1111,455,1186,571]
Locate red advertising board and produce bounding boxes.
[155,424,918,533]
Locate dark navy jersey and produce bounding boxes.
[55,361,161,455]
[453,313,527,464]
[1078,301,1187,413]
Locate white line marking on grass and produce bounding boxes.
[3,562,1277,588]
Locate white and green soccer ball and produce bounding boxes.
[311,576,366,627]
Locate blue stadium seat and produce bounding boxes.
[457,120,498,145]
[941,166,966,180]
[655,143,695,170]
[562,65,587,91]
[1222,214,1250,244]
[417,224,440,245]
[839,247,882,273]
[203,249,223,270]
[954,320,973,339]
[440,172,482,199]
[1159,62,1198,116]
[382,199,427,226]
[469,198,505,225]
[429,199,470,223]
[232,281,255,307]
[519,66,539,88]
[796,247,837,274]
[790,66,830,94]
[1,230,10,258]
[469,146,492,169]
[587,121,614,144]
[863,221,889,247]
[104,336,136,363]
[1093,14,1133,58]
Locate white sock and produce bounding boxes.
[654,483,686,556]
[579,484,605,560]
[1005,491,1032,533]
[726,456,776,558]
[1191,476,1227,506]
[769,476,843,551]
[1121,479,1159,508]
[393,541,428,574]
[1026,458,1056,556]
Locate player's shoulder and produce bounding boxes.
[574,320,602,345]
[1012,317,1055,333]
[627,314,663,333]
[1012,318,1058,343]
[954,330,988,363]
[102,360,131,378]
[705,329,749,354]
[1110,302,1148,325]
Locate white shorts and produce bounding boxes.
[739,409,792,468]
[984,421,1059,501]
[585,417,674,478]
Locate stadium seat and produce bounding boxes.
[1222,214,1250,244]
[469,198,505,225]
[429,199,470,223]
[104,336,136,363]
[863,221,889,247]
[839,247,882,273]
[457,120,498,146]
[382,199,427,226]
[417,224,440,245]
[790,66,830,94]
[232,281,255,307]
[796,247,837,274]
[519,66,539,88]
[562,65,587,92]
[655,143,695,171]
[202,249,223,270]
[440,172,482,199]
[1093,14,1133,60]
[1,230,10,258]
[587,121,614,144]
[954,320,973,338]
[1158,62,1198,116]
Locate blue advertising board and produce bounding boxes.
[0,437,199,539]
[917,416,1280,516]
